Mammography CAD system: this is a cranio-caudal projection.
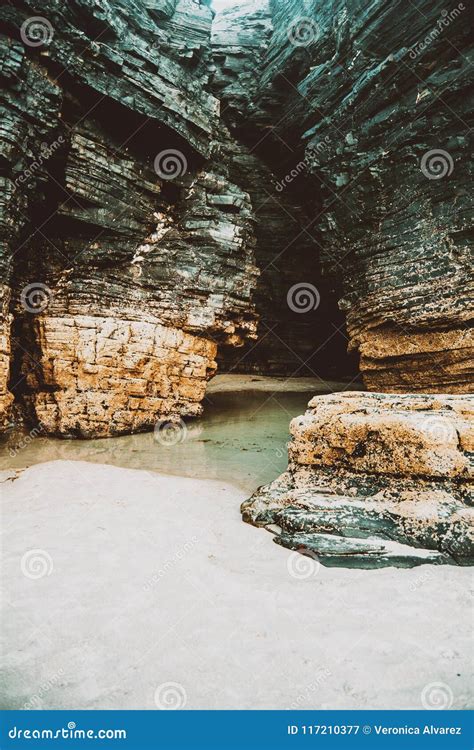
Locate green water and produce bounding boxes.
[1,391,315,493]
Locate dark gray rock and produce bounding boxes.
[212,0,474,391]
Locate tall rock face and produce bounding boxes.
[0,0,472,438]
[224,0,474,567]
[290,0,473,393]
[0,0,260,436]
[212,0,474,392]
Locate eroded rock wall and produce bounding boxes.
[211,0,355,377]
[0,0,260,436]
[0,0,472,439]
[213,0,474,392]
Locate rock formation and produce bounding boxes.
[214,0,473,565]
[0,0,261,436]
[243,392,474,567]
[0,0,473,442]
[0,0,472,565]
[212,0,473,391]
[211,0,355,377]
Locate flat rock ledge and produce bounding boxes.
[242,392,474,569]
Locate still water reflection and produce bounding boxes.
[1,391,320,493]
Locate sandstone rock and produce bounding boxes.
[243,393,474,566]
[20,315,217,437]
[0,0,260,436]
[289,392,473,478]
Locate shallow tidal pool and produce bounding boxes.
[1,389,318,493]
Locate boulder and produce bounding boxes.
[243,392,474,566]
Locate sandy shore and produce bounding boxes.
[1,460,471,710]
[207,373,362,393]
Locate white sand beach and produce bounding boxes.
[1,460,471,710]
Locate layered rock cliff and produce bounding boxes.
[211,0,473,391]
[0,0,473,440]
[1,0,261,436]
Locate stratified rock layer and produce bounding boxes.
[1,0,472,438]
[243,392,474,567]
[0,0,259,435]
[21,316,217,438]
[213,0,474,392]
[211,0,355,378]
